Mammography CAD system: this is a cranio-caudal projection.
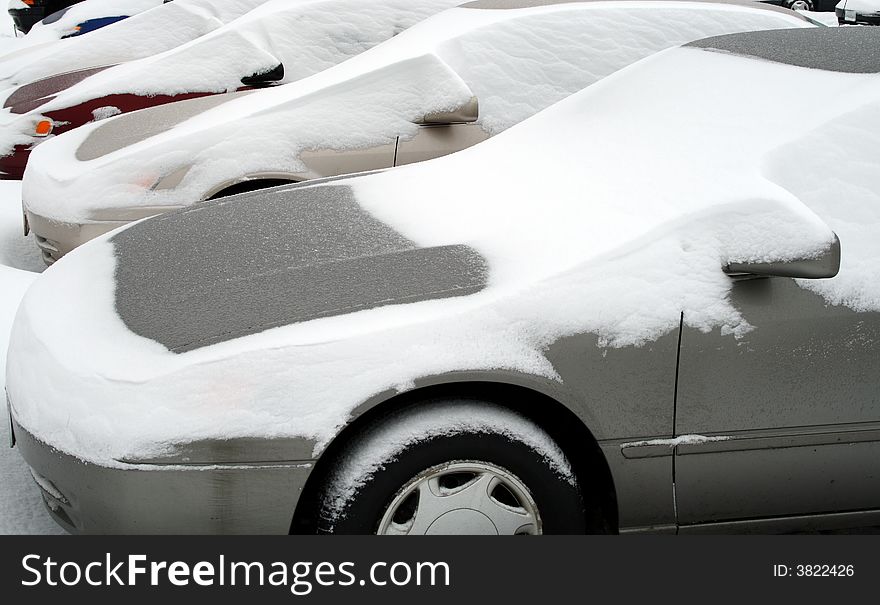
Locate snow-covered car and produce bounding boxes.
[21,0,818,264]
[7,1,80,35]
[7,0,160,37]
[0,0,267,92]
[0,0,271,178]
[836,0,880,23]
[0,0,460,182]
[8,26,880,535]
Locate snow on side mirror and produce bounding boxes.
[241,63,285,88]
[724,233,841,280]
[417,96,479,125]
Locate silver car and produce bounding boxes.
[7,26,880,534]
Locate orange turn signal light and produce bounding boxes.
[34,120,53,137]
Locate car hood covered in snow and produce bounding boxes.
[7,27,880,466]
[23,0,816,223]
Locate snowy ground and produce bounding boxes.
[0,181,61,534]
[0,9,60,529]
[0,9,18,54]
[0,8,63,535]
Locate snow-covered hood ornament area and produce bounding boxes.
[7,27,880,466]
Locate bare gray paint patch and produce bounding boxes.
[688,27,880,74]
[112,185,488,353]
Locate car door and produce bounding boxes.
[674,275,880,530]
[395,124,489,167]
[297,143,397,180]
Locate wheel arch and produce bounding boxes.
[206,174,302,200]
[290,380,619,534]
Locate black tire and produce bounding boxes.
[317,400,599,535]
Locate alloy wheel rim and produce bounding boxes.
[377,461,542,535]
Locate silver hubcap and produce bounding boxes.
[789,0,811,10]
[377,461,542,535]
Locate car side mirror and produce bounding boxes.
[724,233,841,279]
[241,63,285,88]
[417,96,479,125]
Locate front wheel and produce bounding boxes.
[317,399,597,535]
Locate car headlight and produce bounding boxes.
[33,119,53,137]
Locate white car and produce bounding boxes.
[836,0,880,24]
[21,0,818,262]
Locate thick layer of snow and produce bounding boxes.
[9,46,872,466]
[0,180,58,534]
[0,261,62,533]
[0,181,42,271]
[0,0,268,91]
[23,1,815,222]
[0,8,17,55]
[4,0,461,163]
[34,52,474,209]
[20,0,462,105]
[766,105,880,312]
[320,401,575,525]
